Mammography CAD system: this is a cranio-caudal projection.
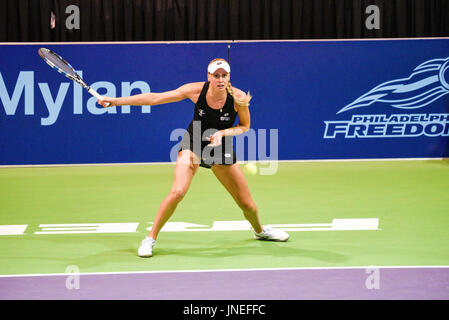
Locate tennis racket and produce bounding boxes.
[38,48,110,107]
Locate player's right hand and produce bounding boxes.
[98,97,117,107]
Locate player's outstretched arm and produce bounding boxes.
[97,82,203,107]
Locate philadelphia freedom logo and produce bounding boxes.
[324,57,449,138]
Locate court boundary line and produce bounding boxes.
[0,265,448,278]
[0,157,447,168]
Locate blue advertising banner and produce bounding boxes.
[231,39,449,161]
[1,39,448,165]
[0,42,228,165]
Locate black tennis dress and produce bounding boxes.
[179,82,238,168]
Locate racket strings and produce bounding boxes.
[40,49,76,77]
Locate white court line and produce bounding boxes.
[0,265,448,278]
[0,158,446,168]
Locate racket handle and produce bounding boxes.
[88,88,111,107]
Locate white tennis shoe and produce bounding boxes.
[254,226,290,242]
[138,236,156,257]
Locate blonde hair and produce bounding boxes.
[226,82,252,107]
[208,58,253,108]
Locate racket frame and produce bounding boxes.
[38,48,108,105]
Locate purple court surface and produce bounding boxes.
[0,267,448,300]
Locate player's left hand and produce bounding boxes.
[207,131,223,147]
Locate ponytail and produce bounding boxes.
[226,82,252,107]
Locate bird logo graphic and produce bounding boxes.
[337,57,449,114]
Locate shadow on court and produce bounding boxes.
[1,234,349,275]
[153,240,348,263]
[0,236,143,271]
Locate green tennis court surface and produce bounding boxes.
[0,160,448,276]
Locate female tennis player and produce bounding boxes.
[98,59,289,257]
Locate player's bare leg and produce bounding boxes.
[211,163,263,233]
[150,150,199,239]
[138,150,199,257]
[212,163,289,241]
